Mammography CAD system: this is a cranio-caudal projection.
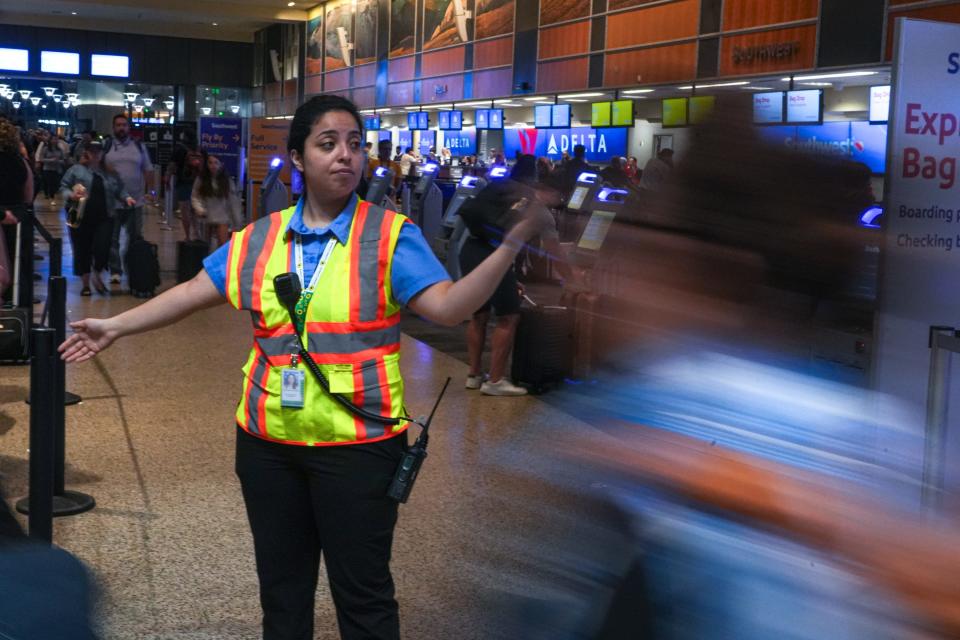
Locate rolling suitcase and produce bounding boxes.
[0,221,31,363]
[511,298,574,394]
[126,237,161,298]
[176,239,208,283]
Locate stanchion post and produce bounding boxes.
[49,236,62,278]
[16,328,56,543]
[49,276,67,495]
[922,325,954,510]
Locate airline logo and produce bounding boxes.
[518,128,539,155]
[506,127,625,162]
[759,122,886,173]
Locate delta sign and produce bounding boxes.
[503,126,628,163]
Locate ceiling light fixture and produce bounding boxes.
[30,97,41,106]
[42,87,56,96]
[123,92,139,102]
[622,89,655,95]
[230,105,240,114]
[18,90,31,99]
[65,92,78,100]
[676,81,749,90]
[53,94,62,102]
[742,86,774,90]
[201,107,212,115]
[212,22,218,26]
[163,100,174,110]
[800,82,833,87]
[782,70,878,81]
[142,97,154,106]
[12,101,19,109]
[557,92,605,99]
[71,11,77,15]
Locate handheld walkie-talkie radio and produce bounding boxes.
[274,273,450,504]
[387,377,450,503]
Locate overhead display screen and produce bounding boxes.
[91,54,129,78]
[753,91,785,124]
[41,51,79,75]
[661,98,688,128]
[408,111,429,130]
[534,104,552,128]
[364,115,380,130]
[551,103,570,128]
[591,102,611,127]
[0,48,29,72]
[475,109,503,129]
[611,100,634,127]
[869,85,890,123]
[786,89,822,124]
[689,95,716,125]
[475,109,489,129]
[438,110,463,130]
[535,103,571,128]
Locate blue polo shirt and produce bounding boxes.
[202,194,450,305]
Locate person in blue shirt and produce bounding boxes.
[60,94,551,640]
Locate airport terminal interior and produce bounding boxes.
[4,0,960,638]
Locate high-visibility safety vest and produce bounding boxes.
[225,199,409,446]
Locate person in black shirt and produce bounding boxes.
[60,142,135,295]
[0,118,33,303]
[559,144,592,197]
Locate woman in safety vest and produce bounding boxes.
[59,94,550,640]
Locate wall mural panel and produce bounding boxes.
[391,0,417,57]
[325,0,354,69]
[355,0,379,66]
[423,0,474,50]
[306,15,323,76]
[475,0,514,40]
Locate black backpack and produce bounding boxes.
[457,179,530,244]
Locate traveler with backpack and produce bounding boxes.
[103,114,155,286]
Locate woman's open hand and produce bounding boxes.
[59,318,119,363]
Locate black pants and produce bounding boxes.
[68,214,112,277]
[42,169,60,199]
[235,427,404,640]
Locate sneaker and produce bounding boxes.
[480,378,528,397]
[110,274,121,285]
[465,374,486,390]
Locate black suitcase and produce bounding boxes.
[511,302,574,394]
[0,220,30,363]
[176,239,208,283]
[126,238,161,298]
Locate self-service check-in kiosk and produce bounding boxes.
[566,172,601,213]
[365,165,395,209]
[404,162,443,244]
[433,175,487,279]
[573,187,628,268]
[566,186,629,379]
[260,157,290,218]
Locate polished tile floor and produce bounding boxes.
[0,201,603,639]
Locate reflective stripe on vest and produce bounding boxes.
[226,200,408,446]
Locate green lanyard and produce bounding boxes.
[293,235,337,336]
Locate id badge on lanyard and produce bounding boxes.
[282,234,336,409]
